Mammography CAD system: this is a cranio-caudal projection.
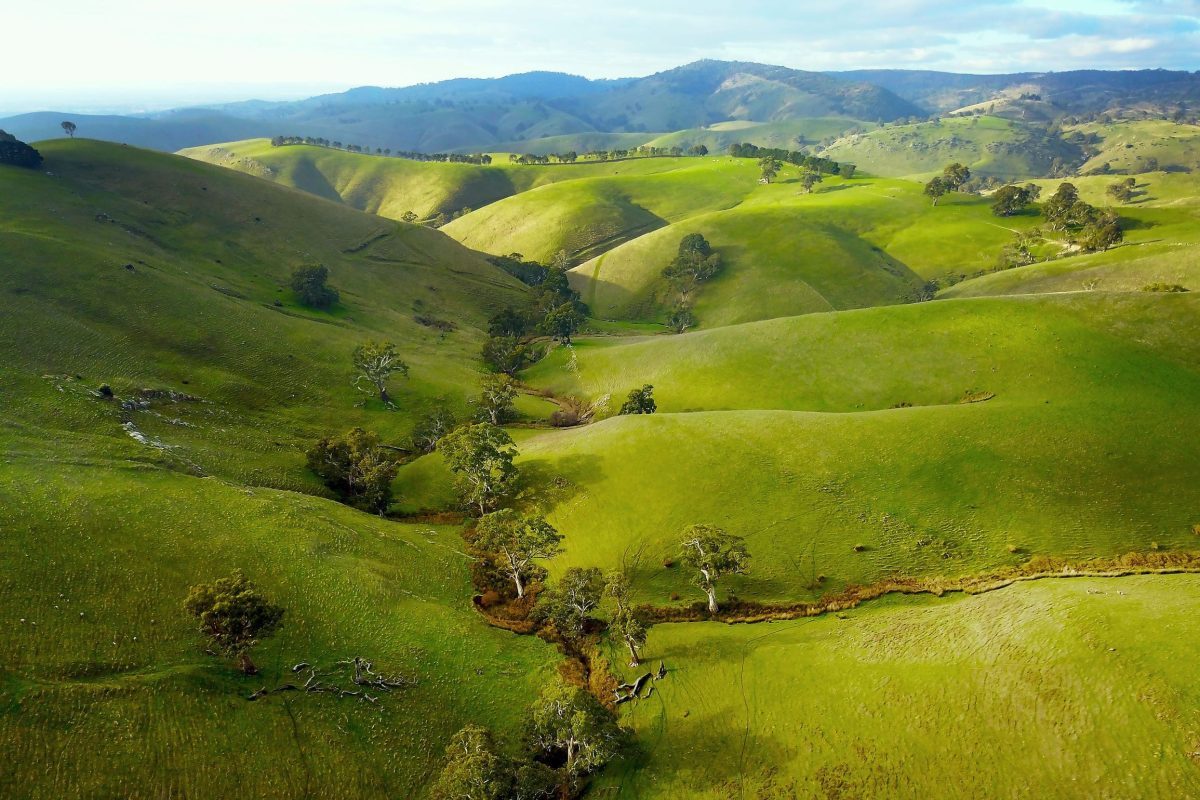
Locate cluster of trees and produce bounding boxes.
[431,683,625,799]
[507,144,707,166]
[726,142,845,176]
[481,252,588,375]
[0,130,43,169]
[923,162,972,205]
[307,427,401,514]
[1106,177,1139,203]
[1043,182,1124,252]
[269,136,492,164]
[289,265,339,309]
[661,233,721,333]
[990,183,1042,217]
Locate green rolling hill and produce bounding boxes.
[5,122,1200,799]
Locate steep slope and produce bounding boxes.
[1,139,527,488]
[0,140,563,797]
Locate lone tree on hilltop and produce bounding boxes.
[679,524,750,613]
[619,384,656,415]
[440,422,518,515]
[528,680,625,780]
[353,341,408,404]
[473,509,563,598]
[290,265,339,309]
[61,120,76,138]
[183,570,283,675]
[306,427,399,514]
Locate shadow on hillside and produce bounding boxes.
[515,454,604,515]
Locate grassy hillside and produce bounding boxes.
[942,172,1200,298]
[600,575,1200,798]
[391,291,1200,607]
[1075,119,1200,174]
[824,115,1079,178]
[3,140,530,488]
[0,140,568,797]
[568,170,1033,324]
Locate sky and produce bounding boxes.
[2,0,1198,113]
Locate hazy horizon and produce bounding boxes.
[4,0,1198,115]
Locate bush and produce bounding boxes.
[289,265,339,309]
[1141,283,1189,293]
[619,385,656,415]
[306,428,400,513]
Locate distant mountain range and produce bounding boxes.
[4,61,1198,154]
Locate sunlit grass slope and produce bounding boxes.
[180,138,717,224]
[824,115,1074,178]
[643,117,872,152]
[1075,119,1200,174]
[0,453,556,799]
[943,172,1200,298]
[569,173,1035,324]
[600,575,1200,798]
[440,292,1200,603]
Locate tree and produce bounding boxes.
[619,385,656,415]
[1080,211,1124,252]
[430,725,513,800]
[758,156,782,183]
[528,680,624,778]
[440,423,518,515]
[352,341,408,403]
[411,403,457,453]
[605,571,646,666]
[289,265,339,309]
[61,120,76,138]
[1042,182,1081,230]
[663,233,722,298]
[488,307,529,338]
[482,335,529,376]
[0,131,43,169]
[679,524,750,613]
[183,570,283,674]
[924,177,949,206]
[990,184,1033,217]
[400,211,418,223]
[689,144,709,156]
[1106,177,1137,204]
[476,373,518,425]
[541,302,585,344]
[800,170,823,193]
[536,567,604,637]
[306,427,400,513]
[473,509,563,598]
[838,163,857,179]
[666,304,696,334]
[942,162,971,189]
